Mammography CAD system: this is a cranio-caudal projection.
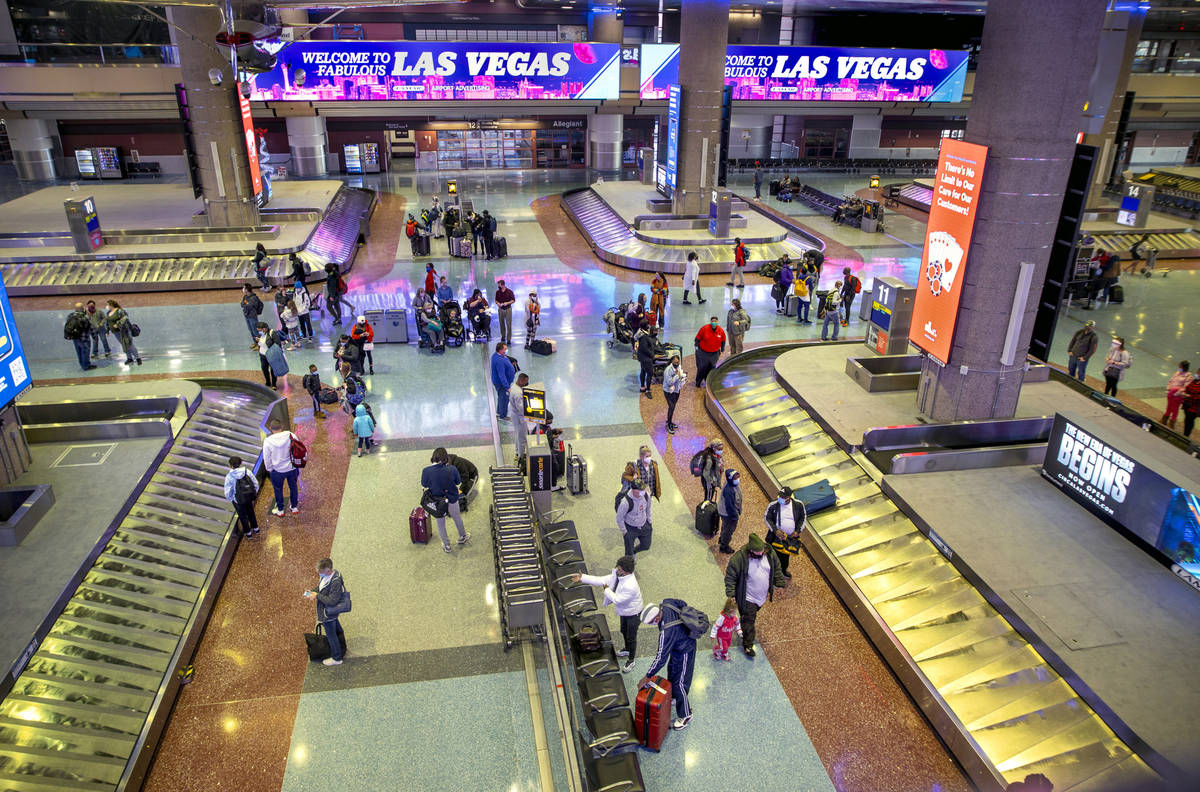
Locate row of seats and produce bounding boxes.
[793,184,842,216]
[126,161,162,176]
[728,157,938,174]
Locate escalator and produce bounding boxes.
[707,345,1161,792]
[0,383,277,792]
[561,188,814,272]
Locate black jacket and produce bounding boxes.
[636,334,656,365]
[314,571,346,622]
[764,500,807,533]
[241,293,263,319]
[724,546,786,609]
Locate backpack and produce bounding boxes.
[253,295,264,315]
[289,434,308,468]
[63,313,88,340]
[336,275,348,295]
[852,276,862,294]
[613,490,633,513]
[487,215,497,233]
[794,278,808,298]
[661,602,710,640]
[233,469,256,505]
[689,450,705,477]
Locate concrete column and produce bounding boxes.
[730,114,772,161]
[7,119,58,181]
[917,0,1108,422]
[0,2,19,59]
[848,113,882,159]
[1082,9,1145,204]
[673,0,730,215]
[287,116,328,177]
[588,9,623,44]
[167,2,259,228]
[588,113,623,174]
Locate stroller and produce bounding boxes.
[607,302,634,348]
[440,300,466,347]
[469,306,492,342]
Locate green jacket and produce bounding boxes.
[724,545,786,609]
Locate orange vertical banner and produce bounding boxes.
[908,138,988,364]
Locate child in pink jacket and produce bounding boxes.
[709,597,742,661]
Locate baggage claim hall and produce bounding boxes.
[0,1,1198,791]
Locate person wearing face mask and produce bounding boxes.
[621,446,661,502]
[571,555,643,674]
[694,316,727,387]
[636,326,658,398]
[698,439,724,503]
[615,478,653,556]
[303,557,348,666]
[726,298,751,355]
[724,533,786,658]
[1102,336,1132,397]
[764,487,807,579]
[662,355,687,434]
[717,469,742,554]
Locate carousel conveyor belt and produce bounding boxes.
[706,346,1162,792]
[1089,229,1200,256]
[0,383,278,792]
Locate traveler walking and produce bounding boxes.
[764,486,806,579]
[639,599,701,730]
[324,262,343,325]
[223,455,259,537]
[730,238,747,288]
[820,284,842,341]
[662,355,686,434]
[753,165,763,199]
[716,469,742,554]
[1164,361,1191,429]
[106,300,142,366]
[262,419,301,516]
[510,372,531,462]
[64,303,95,371]
[302,364,327,419]
[252,243,270,290]
[694,316,726,386]
[495,279,516,345]
[421,447,471,553]
[1102,337,1132,397]
[709,598,742,661]
[1067,321,1098,382]
[240,284,265,342]
[840,267,861,326]
[615,479,653,556]
[724,533,786,658]
[726,299,750,355]
[303,558,348,666]
[682,251,705,305]
[86,300,111,358]
[491,342,517,421]
[572,555,643,673]
[636,327,657,398]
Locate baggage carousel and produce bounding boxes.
[704,343,1167,792]
[0,379,285,791]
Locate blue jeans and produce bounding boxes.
[92,329,111,356]
[322,617,345,661]
[796,300,810,323]
[244,315,259,340]
[496,386,510,418]
[1068,356,1088,382]
[73,338,92,370]
[269,468,299,510]
[821,311,840,340]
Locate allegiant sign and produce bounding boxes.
[639,44,967,102]
[250,41,620,101]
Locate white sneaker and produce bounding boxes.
[621,659,636,674]
[671,715,692,731]
[269,507,284,516]
[322,657,343,666]
[615,649,629,658]
[290,506,299,515]
[443,544,452,553]
[457,532,471,545]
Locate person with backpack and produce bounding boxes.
[729,238,747,288]
[240,284,265,343]
[483,210,498,259]
[696,439,724,503]
[840,267,862,326]
[405,214,419,253]
[421,447,471,554]
[106,300,141,366]
[724,533,787,658]
[820,284,843,342]
[252,242,270,290]
[795,264,817,326]
[717,469,742,554]
[86,300,111,359]
[694,316,726,387]
[262,419,302,516]
[324,262,344,325]
[223,455,259,537]
[302,364,327,419]
[615,479,653,556]
[638,598,706,731]
[572,555,643,674]
[662,355,686,435]
[64,302,95,371]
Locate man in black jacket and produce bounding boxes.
[636,328,657,398]
[324,262,343,325]
[723,533,786,657]
[763,486,806,579]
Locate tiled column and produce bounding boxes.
[917,0,1109,421]
[587,7,624,174]
[1081,8,1145,205]
[6,118,58,181]
[672,0,730,215]
[167,2,259,228]
[287,116,328,178]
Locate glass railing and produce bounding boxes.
[1131,56,1200,74]
[2,42,179,65]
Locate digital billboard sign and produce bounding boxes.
[639,44,967,102]
[0,271,31,410]
[249,41,620,101]
[665,84,680,193]
[908,138,988,364]
[237,92,263,198]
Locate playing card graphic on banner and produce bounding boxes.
[909,139,988,364]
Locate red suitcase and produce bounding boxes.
[634,675,672,751]
[410,506,430,544]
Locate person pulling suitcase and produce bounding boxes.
[639,598,707,731]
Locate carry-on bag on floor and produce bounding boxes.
[567,443,588,494]
[695,500,718,538]
[747,425,790,456]
[1109,284,1124,303]
[304,624,331,661]
[494,236,508,258]
[769,180,780,196]
[410,506,430,544]
[530,339,554,356]
[456,236,473,258]
[634,675,672,751]
[795,478,836,515]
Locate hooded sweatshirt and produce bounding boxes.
[352,404,375,438]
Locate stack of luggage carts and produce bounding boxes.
[542,519,647,790]
[489,467,547,649]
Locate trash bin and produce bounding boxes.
[384,308,408,344]
[364,308,384,342]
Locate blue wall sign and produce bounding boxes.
[0,271,31,410]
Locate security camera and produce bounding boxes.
[208,67,223,86]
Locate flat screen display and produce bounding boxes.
[343,144,362,174]
[640,44,968,102]
[522,387,546,421]
[665,84,680,193]
[237,93,263,198]
[249,41,620,101]
[0,271,31,410]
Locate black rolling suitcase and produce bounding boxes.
[695,500,718,538]
[769,180,780,196]
[748,425,790,456]
[1109,284,1124,303]
[494,236,508,258]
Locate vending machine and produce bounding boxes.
[95,147,124,179]
[343,144,363,174]
[75,149,99,179]
[361,142,381,173]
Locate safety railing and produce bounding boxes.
[3,42,178,65]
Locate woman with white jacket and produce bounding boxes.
[682,251,706,305]
[572,555,643,673]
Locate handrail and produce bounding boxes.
[6,42,179,66]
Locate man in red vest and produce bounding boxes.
[694,316,727,387]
